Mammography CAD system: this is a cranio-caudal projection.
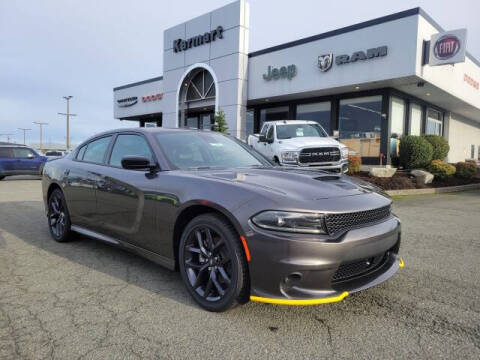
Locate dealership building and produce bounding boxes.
[113,1,480,165]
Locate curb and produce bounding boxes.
[386,183,480,196]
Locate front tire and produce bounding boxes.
[47,188,73,242]
[0,176,5,181]
[179,214,249,312]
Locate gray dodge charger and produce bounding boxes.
[42,128,403,312]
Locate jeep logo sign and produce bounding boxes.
[117,96,138,107]
[263,65,297,81]
[434,35,460,60]
[429,29,467,66]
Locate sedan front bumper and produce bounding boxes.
[246,216,402,305]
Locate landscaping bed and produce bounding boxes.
[352,171,480,191]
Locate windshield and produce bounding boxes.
[276,123,328,139]
[155,132,270,170]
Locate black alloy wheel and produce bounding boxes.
[179,214,249,312]
[48,189,72,242]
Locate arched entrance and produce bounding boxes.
[177,65,218,129]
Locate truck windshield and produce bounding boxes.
[155,132,271,170]
[276,123,328,139]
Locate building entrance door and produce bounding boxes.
[185,110,214,130]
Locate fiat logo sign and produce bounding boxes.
[434,35,460,60]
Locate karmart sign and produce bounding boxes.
[173,26,224,53]
[317,46,388,72]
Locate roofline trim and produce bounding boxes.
[114,76,164,91]
[248,8,421,58]
[247,7,480,67]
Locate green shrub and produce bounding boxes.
[212,109,229,134]
[455,161,476,179]
[422,135,450,160]
[399,136,433,169]
[428,159,456,180]
[347,154,361,174]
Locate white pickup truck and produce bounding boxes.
[248,120,349,173]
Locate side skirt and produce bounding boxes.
[71,225,175,270]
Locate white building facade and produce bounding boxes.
[113,1,480,164]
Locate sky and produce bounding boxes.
[1,0,478,147]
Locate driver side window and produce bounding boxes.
[109,134,153,168]
[260,124,269,136]
[13,148,35,158]
[266,126,274,141]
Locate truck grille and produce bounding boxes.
[324,205,391,235]
[332,252,388,283]
[299,147,340,164]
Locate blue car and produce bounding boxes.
[0,144,48,180]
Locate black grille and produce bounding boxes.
[332,252,387,283]
[299,147,340,164]
[324,205,391,235]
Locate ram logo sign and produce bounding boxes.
[429,29,467,66]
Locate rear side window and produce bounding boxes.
[109,134,153,168]
[82,136,112,164]
[0,148,13,158]
[13,148,36,158]
[76,144,87,160]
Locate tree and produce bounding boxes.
[213,109,229,134]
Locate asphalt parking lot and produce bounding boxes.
[0,176,479,359]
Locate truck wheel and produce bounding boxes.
[273,157,280,165]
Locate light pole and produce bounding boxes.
[33,122,48,150]
[58,96,77,151]
[0,133,14,143]
[18,128,31,145]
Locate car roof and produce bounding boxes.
[264,120,317,125]
[0,143,28,148]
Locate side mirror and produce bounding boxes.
[259,134,267,142]
[331,130,340,140]
[121,156,156,171]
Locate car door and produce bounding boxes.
[0,147,15,174]
[63,136,112,229]
[12,147,41,173]
[95,133,158,252]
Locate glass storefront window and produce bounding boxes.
[409,103,422,136]
[338,96,382,158]
[426,109,443,135]
[259,106,289,130]
[296,102,331,134]
[390,97,405,159]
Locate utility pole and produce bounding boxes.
[0,133,14,143]
[58,96,77,151]
[33,122,48,150]
[18,128,32,145]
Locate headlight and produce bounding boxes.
[251,211,326,234]
[280,151,299,164]
[341,147,349,159]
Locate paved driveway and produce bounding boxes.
[0,178,479,359]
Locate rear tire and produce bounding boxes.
[0,176,5,181]
[179,213,249,312]
[47,188,73,242]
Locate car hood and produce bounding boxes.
[277,137,342,151]
[189,168,383,200]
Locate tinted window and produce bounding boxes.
[76,144,87,160]
[13,148,36,158]
[0,148,13,158]
[155,132,268,170]
[338,96,383,157]
[266,126,274,141]
[297,102,331,134]
[82,136,112,164]
[109,134,153,167]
